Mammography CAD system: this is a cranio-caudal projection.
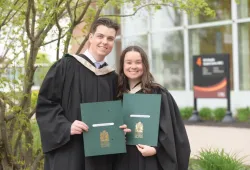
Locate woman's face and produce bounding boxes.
[123,51,144,82]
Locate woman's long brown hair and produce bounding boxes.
[117,45,157,98]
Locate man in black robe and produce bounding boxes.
[36,18,125,170]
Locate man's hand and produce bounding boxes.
[119,124,131,134]
[71,120,89,135]
[136,144,156,157]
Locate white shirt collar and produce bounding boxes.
[83,49,105,65]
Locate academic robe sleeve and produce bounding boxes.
[156,89,191,170]
[36,58,71,153]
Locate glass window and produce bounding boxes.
[189,25,233,89]
[151,6,182,30]
[189,0,231,24]
[238,0,250,18]
[122,35,148,53]
[107,38,121,70]
[238,22,250,90]
[102,7,121,36]
[151,31,185,90]
[121,4,148,36]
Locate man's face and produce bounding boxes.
[89,25,116,61]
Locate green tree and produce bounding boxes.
[0,0,215,169]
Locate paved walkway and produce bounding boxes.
[185,125,250,165]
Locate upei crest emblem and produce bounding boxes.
[100,130,110,148]
[135,121,143,138]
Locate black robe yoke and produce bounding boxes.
[115,87,191,170]
[36,54,118,170]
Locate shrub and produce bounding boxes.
[180,107,193,120]
[199,107,213,120]
[236,107,250,122]
[213,108,226,121]
[195,148,246,170]
[188,158,200,170]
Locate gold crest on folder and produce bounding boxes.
[100,130,110,148]
[135,121,143,138]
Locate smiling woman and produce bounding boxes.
[117,45,154,95]
[123,50,144,89]
[116,45,191,170]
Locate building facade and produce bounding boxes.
[108,0,250,111]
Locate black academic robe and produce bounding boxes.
[36,54,118,170]
[115,86,191,170]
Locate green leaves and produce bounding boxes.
[236,107,250,122]
[195,148,246,170]
[180,107,193,120]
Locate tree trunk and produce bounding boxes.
[0,101,12,170]
[63,26,74,54]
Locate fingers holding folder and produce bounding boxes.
[119,124,131,134]
[71,120,89,135]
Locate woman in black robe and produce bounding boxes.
[115,45,191,170]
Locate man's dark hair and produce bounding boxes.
[91,18,120,34]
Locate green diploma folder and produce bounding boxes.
[80,100,126,157]
[123,94,161,146]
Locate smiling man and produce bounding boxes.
[36,18,129,170]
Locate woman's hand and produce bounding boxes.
[136,144,157,157]
[119,124,131,134]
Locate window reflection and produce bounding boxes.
[151,31,185,90]
[238,23,250,90]
[121,3,148,36]
[122,35,148,52]
[189,25,233,89]
[189,0,231,24]
[238,0,250,18]
[151,6,182,30]
[111,39,121,71]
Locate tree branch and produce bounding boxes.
[2,45,11,59]
[4,106,36,122]
[24,128,33,165]
[55,12,62,61]
[76,0,110,54]
[41,32,67,46]
[30,0,37,39]
[0,92,15,109]
[28,107,36,119]
[35,0,66,40]
[101,3,174,18]
[25,0,32,40]
[5,2,26,26]
[14,130,23,157]
[0,9,15,29]
[0,0,22,28]
[0,56,18,70]
[66,0,73,22]
[30,151,44,170]
[63,27,74,54]
[74,0,80,22]
[59,1,90,19]
[75,0,91,24]
[62,0,91,54]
